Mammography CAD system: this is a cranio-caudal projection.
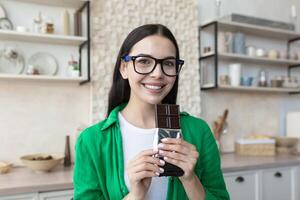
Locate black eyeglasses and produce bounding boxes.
[121,55,184,77]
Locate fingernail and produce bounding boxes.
[164,156,168,160]
[161,138,168,142]
[159,150,164,155]
[159,159,165,165]
[155,172,160,176]
[158,143,164,148]
[159,167,164,173]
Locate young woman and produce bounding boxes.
[74,24,229,200]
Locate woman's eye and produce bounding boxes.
[137,58,151,64]
[163,60,175,67]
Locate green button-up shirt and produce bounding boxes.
[73,104,230,200]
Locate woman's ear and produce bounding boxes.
[119,61,128,79]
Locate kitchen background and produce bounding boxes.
[1,0,300,199]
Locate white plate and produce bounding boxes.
[27,52,58,75]
[0,4,6,18]
[0,50,25,74]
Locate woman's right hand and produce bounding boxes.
[126,149,165,200]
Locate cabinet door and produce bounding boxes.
[224,171,258,200]
[262,167,292,200]
[38,190,73,200]
[0,193,38,200]
[293,166,300,200]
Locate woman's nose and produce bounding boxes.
[149,63,164,78]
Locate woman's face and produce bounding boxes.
[120,35,177,105]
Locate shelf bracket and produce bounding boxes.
[78,1,90,85]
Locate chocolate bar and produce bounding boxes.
[154,104,184,177]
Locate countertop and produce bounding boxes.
[0,165,73,196]
[1,153,300,196]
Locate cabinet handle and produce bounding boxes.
[274,172,282,178]
[235,176,245,183]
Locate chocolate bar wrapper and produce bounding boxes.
[153,128,184,177]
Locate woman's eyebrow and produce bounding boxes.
[135,53,176,59]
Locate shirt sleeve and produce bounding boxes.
[73,134,104,200]
[200,124,230,200]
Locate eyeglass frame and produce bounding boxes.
[121,54,184,77]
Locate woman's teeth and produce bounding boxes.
[144,84,163,90]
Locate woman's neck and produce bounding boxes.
[121,99,156,129]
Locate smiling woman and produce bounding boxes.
[73,24,230,200]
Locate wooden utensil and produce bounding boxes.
[215,109,229,140]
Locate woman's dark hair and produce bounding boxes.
[107,24,181,117]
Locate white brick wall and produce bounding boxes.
[91,0,201,122]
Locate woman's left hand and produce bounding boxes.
[158,138,199,182]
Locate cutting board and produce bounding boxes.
[286,111,300,138]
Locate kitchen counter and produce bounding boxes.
[0,165,73,196]
[1,154,300,196]
[221,153,300,173]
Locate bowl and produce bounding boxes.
[20,153,64,173]
[0,161,12,174]
[274,137,299,148]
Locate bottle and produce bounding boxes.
[62,9,70,35]
[33,12,42,33]
[64,135,71,167]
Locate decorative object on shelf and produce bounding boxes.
[222,13,295,31]
[258,70,268,87]
[215,0,221,19]
[203,46,213,55]
[74,10,82,36]
[0,17,13,30]
[270,76,283,87]
[27,52,58,75]
[32,12,42,33]
[0,45,25,74]
[16,26,28,33]
[282,76,299,88]
[0,4,7,18]
[229,63,241,86]
[240,76,253,86]
[246,45,256,57]
[290,5,297,30]
[218,32,233,53]
[67,55,80,77]
[62,9,70,35]
[41,17,54,34]
[233,32,246,54]
[255,48,266,57]
[267,49,279,59]
[219,75,230,85]
[64,135,71,167]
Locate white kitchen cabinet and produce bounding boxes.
[224,171,259,200]
[39,190,73,200]
[262,167,292,200]
[224,165,298,200]
[0,193,38,200]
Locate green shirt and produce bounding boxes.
[73,104,229,200]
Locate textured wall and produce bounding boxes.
[91,0,201,122]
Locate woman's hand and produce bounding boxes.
[158,138,199,182]
[126,149,165,200]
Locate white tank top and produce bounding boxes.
[118,112,168,200]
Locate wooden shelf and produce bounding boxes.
[0,30,87,45]
[0,74,86,82]
[13,0,88,8]
[218,85,300,93]
[217,20,300,40]
[219,53,300,65]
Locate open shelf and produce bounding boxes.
[12,0,88,8]
[218,85,300,93]
[217,20,300,40]
[0,30,87,45]
[219,53,300,65]
[0,74,86,82]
